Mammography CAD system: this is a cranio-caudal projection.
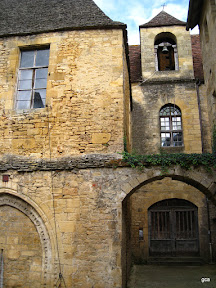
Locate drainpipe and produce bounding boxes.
[196,79,204,153]
[206,197,213,263]
[0,249,3,288]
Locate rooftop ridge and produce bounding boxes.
[140,11,186,28]
[0,0,125,37]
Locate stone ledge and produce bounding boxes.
[0,154,125,172]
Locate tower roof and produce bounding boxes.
[140,11,186,28]
[0,0,125,37]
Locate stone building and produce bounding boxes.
[128,10,215,267]
[187,0,216,146]
[0,1,215,288]
[0,0,131,287]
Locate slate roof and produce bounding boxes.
[140,11,186,28]
[129,35,204,82]
[0,0,125,37]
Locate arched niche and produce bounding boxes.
[154,32,179,71]
[0,193,53,287]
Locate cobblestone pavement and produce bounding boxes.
[127,265,216,288]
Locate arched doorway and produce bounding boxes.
[121,169,216,288]
[148,199,199,257]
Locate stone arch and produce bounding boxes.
[0,192,53,287]
[121,166,216,288]
[121,167,216,204]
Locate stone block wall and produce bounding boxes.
[199,0,216,139]
[0,29,130,158]
[199,0,216,136]
[132,81,202,154]
[0,206,42,287]
[0,158,216,287]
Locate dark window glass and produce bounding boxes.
[16,48,49,110]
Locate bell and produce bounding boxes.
[162,45,169,54]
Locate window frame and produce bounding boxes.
[16,47,50,110]
[160,104,183,147]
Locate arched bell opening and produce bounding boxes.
[154,32,179,71]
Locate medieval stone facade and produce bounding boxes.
[128,11,215,269]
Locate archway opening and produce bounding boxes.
[122,175,216,287]
[154,32,178,71]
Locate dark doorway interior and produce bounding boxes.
[148,199,199,256]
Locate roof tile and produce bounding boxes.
[140,11,186,28]
[0,0,125,37]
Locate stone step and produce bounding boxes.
[147,256,204,266]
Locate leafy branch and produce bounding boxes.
[122,151,216,173]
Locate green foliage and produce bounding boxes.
[122,151,216,173]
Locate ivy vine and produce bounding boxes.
[122,151,216,173]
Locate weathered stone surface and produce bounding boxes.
[0,153,123,171]
[0,29,130,158]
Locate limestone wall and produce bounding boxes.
[199,0,216,136]
[0,160,216,287]
[0,29,129,158]
[132,81,202,154]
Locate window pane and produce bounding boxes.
[17,101,31,110]
[33,90,46,108]
[173,132,183,146]
[35,49,50,67]
[36,68,48,79]
[20,69,33,80]
[35,78,47,89]
[19,80,32,90]
[17,90,31,101]
[160,117,170,130]
[34,89,46,99]
[172,117,182,130]
[161,133,171,147]
[20,51,35,68]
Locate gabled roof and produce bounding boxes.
[140,11,186,28]
[129,35,204,82]
[0,0,125,37]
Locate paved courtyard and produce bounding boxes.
[127,264,216,288]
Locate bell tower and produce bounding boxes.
[139,11,194,81]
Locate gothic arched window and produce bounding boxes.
[160,104,183,147]
[154,32,179,71]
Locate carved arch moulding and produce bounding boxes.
[0,192,54,287]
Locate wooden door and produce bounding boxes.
[148,199,199,256]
